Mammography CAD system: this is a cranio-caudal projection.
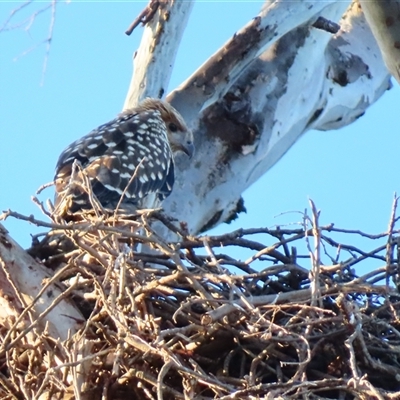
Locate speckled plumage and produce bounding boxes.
[54,98,193,216]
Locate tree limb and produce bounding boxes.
[162,1,391,235]
[168,0,343,116]
[123,0,194,108]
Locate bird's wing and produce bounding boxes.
[55,110,174,211]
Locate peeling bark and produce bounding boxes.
[168,0,342,116]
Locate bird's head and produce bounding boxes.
[137,98,194,159]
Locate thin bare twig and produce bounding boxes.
[125,0,162,36]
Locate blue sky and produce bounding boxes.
[1,1,399,274]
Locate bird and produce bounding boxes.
[53,98,194,217]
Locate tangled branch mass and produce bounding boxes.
[1,196,400,399]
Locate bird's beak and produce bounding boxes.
[182,141,195,159]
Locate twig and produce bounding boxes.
[40,0,57,86]
[386,194,398,288]
[308,199,322,308]
[125,0,162,36]
[157,360,173,400]
[113,157,146,220]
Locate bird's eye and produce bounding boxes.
[169,122,178,132]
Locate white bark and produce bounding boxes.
[123,0,194,108]
[169,0,343,115]
[124,0,391,235]
[0,223,82,343]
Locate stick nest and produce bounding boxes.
[2,199,400,400]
